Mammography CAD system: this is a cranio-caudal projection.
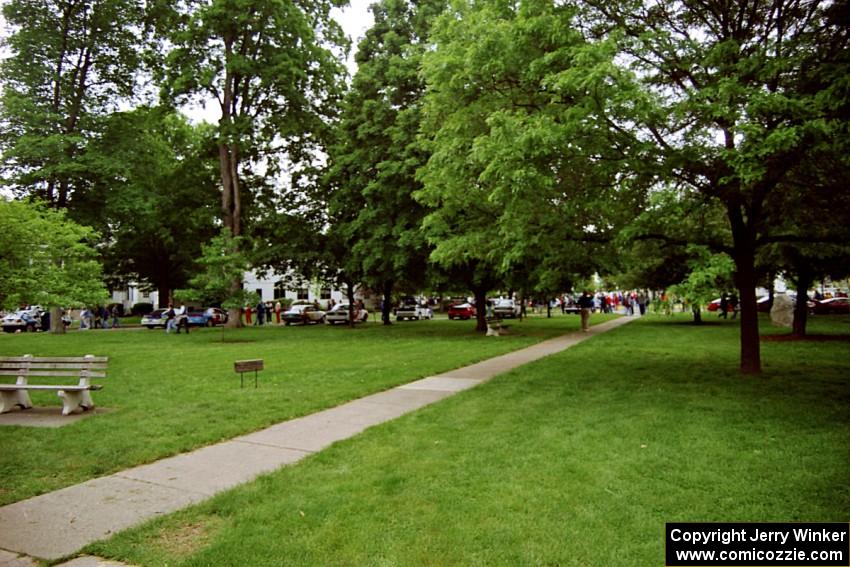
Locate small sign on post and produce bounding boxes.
[234,359,263,388]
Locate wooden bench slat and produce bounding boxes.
[0,370,107,378]
[0,364,108,372]
[0,356,108,363]
[0,384,103,391]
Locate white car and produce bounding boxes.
[395,303,433,321]
[325,304,369,325]
[282,304,326,325]
[493,299,520,319]
[2,306,43,332]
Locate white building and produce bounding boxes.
[243,271,378,310]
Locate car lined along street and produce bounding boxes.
[326,304,369,325]
[395,301,433,321]
[282,304,326,325]
[1,306,43,332]
[447,302,476,320]
[492,298,520,319]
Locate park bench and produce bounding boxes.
[486,317,509,337]
[0,354,108,415]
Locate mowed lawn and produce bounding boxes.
[0,314,605,505]
[86,314,850,567]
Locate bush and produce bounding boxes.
[131,302,154,316]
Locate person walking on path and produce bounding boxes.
[577,291,594,332]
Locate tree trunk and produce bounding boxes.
[728,203,762,375]
[473,287,487,333]
[691,305,702,324]
[49,306,66,334]
[791,267,813,337]
[157,284,171,309]
[381,281,393,325]
[733,252,761,375]
[225,279,244,328]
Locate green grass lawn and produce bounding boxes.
[85,314,850,567]
[0,313,606,506]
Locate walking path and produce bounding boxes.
[0,316,633,565]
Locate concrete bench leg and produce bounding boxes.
[0,389,33,413]
[57,390,94,415]
[486,325,501,337]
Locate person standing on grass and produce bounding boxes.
[577,291,594,332]
[729,294,739,320]
[110,305,120,328]
[275,300,282,324]
[719,294,728,319]
[165,303,177,334]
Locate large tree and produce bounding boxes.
[324,0,444,325]
[0,199,107,330]
[0,0,145,210]
[586,0,850,373]
[77,106,221,305]
[155,0,349,237]
[418,0,638,330]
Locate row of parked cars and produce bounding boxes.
[707,295,850,314]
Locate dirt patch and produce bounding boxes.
[152,517,225,558]
[761,334,850,342]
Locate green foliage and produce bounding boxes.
[77,106,220,300]
[417,0,642,292]
[156,0,349,235]
[323,0,443,299]
[187,230,258,310]
[0,0,146,208]
[0,199,107,309]
[667,247,735,310]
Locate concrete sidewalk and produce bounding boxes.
[0,316,633,564]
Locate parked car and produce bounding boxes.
[447,302,476,320]
[1,306,43,332]
[395,302,433,321]
[326,303,369,325]
[811,297,850,315]
[492,298,520,319]
[204,307,229,326]
[706,298,735,312]
[282,304,326,325]
[141,309,167,329]
[185,308,212,327]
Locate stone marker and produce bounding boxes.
[770,293,794,327]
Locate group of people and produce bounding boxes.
[243,300,284,325]
[79,305,121,330]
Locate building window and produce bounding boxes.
[320,288,331,299]
[274,281,286,300]
[297,289,309,300]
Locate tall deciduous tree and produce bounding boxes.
[586,0,850,373]
[78,106,220,305]
[418,0,638,331]
[325,0,443,325]
[155,0,349,237]
[0,199,107,331]
[0,0,145,210]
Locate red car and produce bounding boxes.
[811,297,850,315]
[447,302,476,320]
